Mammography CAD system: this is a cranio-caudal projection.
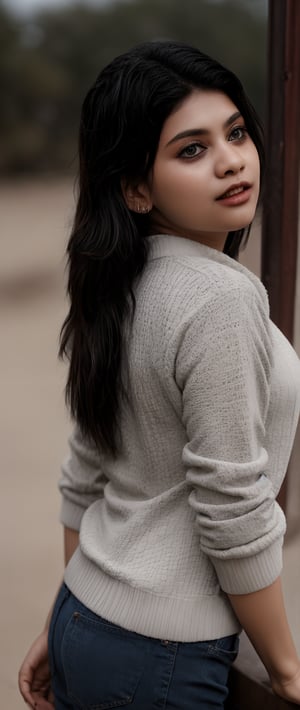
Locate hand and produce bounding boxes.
[271,664,300,705]
[18,629,54,709]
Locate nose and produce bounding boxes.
[214,141,245,178]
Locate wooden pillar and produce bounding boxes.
[261,0,300,510]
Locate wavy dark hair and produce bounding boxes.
[60,40,265,455]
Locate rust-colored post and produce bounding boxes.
[261,0,300,511]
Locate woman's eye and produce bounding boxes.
[229,126,247,142]
[178,143,204,158]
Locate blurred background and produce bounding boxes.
[0,0,267,175]
[1,0,299,707]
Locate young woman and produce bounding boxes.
[19,41,300,709]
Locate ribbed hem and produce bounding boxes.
[212,537,284,594]
[64,547,241,643]
[59,498,85,532]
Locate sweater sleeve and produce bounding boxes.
[59,424,108,531]
[174,279,286,595]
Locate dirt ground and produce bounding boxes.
[1,178,299,708]
[1,179,73,708]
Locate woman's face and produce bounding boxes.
[146,90,260,251]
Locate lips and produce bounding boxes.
[216,182,251,200]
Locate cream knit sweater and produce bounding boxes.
[60,234,300,642]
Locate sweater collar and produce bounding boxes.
[148,233,246,268]
[147,233,268,305]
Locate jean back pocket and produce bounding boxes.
[61,610,145,709]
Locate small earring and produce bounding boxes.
[136,203,150,214]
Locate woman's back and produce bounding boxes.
[61,234,299,643]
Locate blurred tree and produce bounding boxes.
[0,0,267,175]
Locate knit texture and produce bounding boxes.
[60,234,300,642]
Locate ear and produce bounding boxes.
[121,178,152,214]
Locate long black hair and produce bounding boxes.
[59,40,265,455]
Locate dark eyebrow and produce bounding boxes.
[165,111,242,147]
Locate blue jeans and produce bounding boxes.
[48,583,239,709]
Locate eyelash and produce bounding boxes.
[177,125,248,159]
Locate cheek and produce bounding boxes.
[151,161,181,193]
[151,161,207,207]
[250,145,260,178]
[151,169,181,213]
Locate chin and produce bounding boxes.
[227,212,256,232]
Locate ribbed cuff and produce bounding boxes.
[212,537,284,594]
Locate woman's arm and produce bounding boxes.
[229,576,300,703]
[174,286,300,703]
[18,527,79,709]
[64,525,79,567]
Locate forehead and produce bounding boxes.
[160,90,240,142]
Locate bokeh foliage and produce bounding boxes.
[0,0,267,175]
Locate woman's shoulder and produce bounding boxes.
[142,236,268,318]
